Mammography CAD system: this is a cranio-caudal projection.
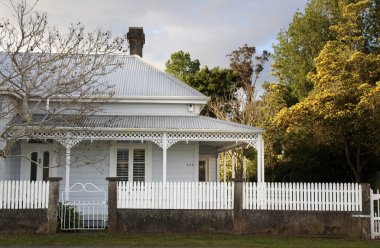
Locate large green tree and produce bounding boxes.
[165,51,200,82]
[272,0,380,102]
[273,0,380,183]
[165,51,239,118]
[272,0,342,101]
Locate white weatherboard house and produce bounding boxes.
[0,28,373,238]
[0,27,265,204]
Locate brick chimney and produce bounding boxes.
[127,27,145,57]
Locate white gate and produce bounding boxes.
[59,183,107,230]
[371,189,380,239]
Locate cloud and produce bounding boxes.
[0,0,307,88]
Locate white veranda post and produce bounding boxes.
[65,146,71,200]
[242,155,246,180]
[256,134,265,183]
[162,133,167,182]
[231,150,235,179]
[223,152,227,182]
[216,153,220,182]
[57,136,81,201]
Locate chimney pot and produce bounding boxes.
[127,27,145,57]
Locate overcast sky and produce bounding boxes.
[0,0,308,88]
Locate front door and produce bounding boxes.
[199,159,209,182]
[21,143,54,181]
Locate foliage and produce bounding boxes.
[165,50,200,82]
[165,50,239,118]
[166,47,270,180]
[272,0,343,101]
[58,202,83,230]
[229,44,270,105]
[187,66,239,118]
[272,0,380,102]
[271,0,380,182]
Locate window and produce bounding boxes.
[117,149,129,180]
[30,152,37,181]
[116,147,146,182]
[42,151,50,181]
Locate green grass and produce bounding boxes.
[0,233,378,247]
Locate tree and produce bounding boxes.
[166,47,270,180]
[165,51,239,119]
[0,0,128,158]
[228,45,270,106]
[272,0,380,102]
[187,66,239,118]
[273,0,380,182]
[272,0,343,101]
[165,50,200,82]
[227,44,270,126]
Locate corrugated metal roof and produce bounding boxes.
[0,52,207,99]
[8,114,263,133]
[105,55,207,98]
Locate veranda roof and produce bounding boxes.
[8,114,263,134]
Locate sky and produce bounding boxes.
[0,0,308,90]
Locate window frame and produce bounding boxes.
[110,142,152,182]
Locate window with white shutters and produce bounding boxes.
[133,149,145,182]
[116,147,146,182]
[117,149,129,180]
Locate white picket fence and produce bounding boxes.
[117,181,234,209]
[0,180,50,209]
[371,189,380,239]
[243,182,362,211]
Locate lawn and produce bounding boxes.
[0,233,379,247]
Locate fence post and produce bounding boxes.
[47,177,62,234]
[360,183,371,239]
[233,178,243,234]
[106,177,120,233]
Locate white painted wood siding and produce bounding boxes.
[57,141,110,203]
[96,102,202,116]
[35,101,203,116]
[3,144,21,180]
[152,142,199,182]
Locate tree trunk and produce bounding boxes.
[344,141,362,183]
[18,97,32,123]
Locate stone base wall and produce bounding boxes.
[0,209,48,234]
[116,209,233,234]
[241,210,370,239]
[114,209,369,239]
[0,178,61,234]
[107,180,371,239]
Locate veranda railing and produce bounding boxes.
[243,182,362,211]
[117,181,234,209]
[0,180,50,209]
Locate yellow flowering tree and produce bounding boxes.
[273,0,380,182]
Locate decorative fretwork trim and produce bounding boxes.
[151,139,179,149]
[6,130,259,145]
[54,132,84,149]
[247,141,257,149]
[55,138,83,150]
